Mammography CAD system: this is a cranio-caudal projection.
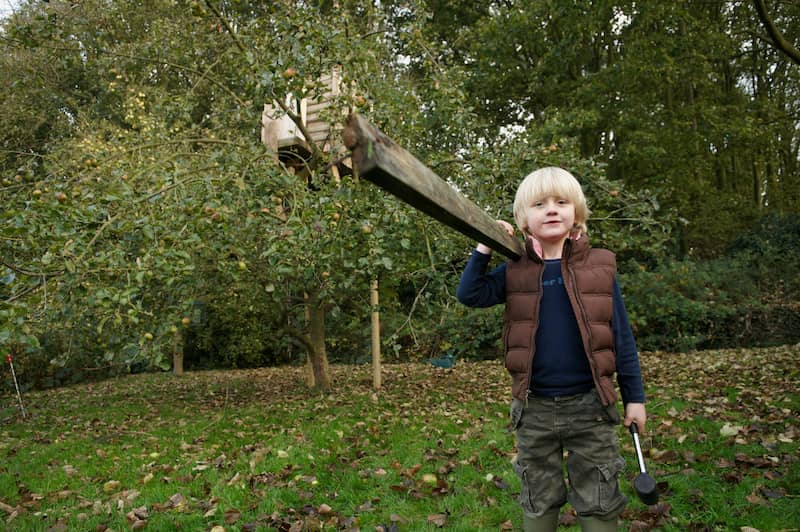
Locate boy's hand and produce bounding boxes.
[624,402,647,433]
[476,220,515,254]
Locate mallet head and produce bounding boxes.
[633,470,659,505]
[629,422,659,505]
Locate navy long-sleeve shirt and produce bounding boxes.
[457,250,645,405]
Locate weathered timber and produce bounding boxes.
[342,113,524,260]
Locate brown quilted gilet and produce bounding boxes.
[503,236,618,405]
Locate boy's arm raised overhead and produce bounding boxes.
[457,220,515,308]
[456,250,507,308]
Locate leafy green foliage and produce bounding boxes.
[622,257,756,352]
[621,214,800,351]
[727,213,800,299]
[429,303,504,361]
[1,0,796,381]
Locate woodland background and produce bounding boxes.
[1,0,799,391]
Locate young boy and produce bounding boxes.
[456,167,646,532]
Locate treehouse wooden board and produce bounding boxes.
[342,113,524,260]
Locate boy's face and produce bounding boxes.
[524,196,576,244]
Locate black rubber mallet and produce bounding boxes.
[629,422,659,505]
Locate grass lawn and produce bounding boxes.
[1,345,798,531]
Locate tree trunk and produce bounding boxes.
[753,159,763,208]
[173,332,184,376]
[303,298,315,387]
[307,302,331,392]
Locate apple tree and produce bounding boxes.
[0,0,474,390]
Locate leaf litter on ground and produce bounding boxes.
[0,344,798,530]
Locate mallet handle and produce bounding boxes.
[629,422,647,474]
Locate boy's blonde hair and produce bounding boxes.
[512,167,590,237]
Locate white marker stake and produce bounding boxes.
[6,354,26,419]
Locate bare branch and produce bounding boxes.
[388,278,429,342]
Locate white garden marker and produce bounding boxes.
[6,354,26,419]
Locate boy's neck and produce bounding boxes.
[540,237,567,259]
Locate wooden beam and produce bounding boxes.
[342,113,523,260]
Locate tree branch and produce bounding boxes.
[203,0,246,53]
[753,0,800,65]
[388,278,429,342]
[1,259,63,278]
[5,277,44,303]
[198,2,328,174]
[275,309,314,354]
[117,138,249,155]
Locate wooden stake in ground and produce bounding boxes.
[370,279,381,389]
[342,113,524,260]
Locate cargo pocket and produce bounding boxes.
[597,456,627,514]
[512,456,538,515]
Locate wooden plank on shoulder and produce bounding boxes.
[342,113,523,260]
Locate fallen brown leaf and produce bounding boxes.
[427,513,448,527]
[745,493,766,505]
[223,507,241,524]
[102,480,121,493]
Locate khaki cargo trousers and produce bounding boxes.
[510,388,628,521]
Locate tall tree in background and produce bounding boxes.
[423,0,799,256]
